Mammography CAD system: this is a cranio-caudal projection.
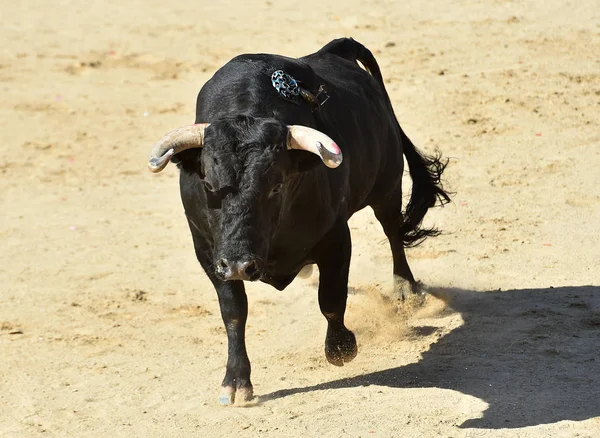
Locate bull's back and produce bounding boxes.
[303,51,403,215]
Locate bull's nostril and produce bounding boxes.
[243,260,259,278]
[217,259,260,281]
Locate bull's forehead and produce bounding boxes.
[206,116,288,149]
[206,146,277,185]
[202,119,287,189]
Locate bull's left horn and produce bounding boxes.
[287,125,343,168]
[147,123,209,173]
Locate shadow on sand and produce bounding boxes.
[260,286,600,429]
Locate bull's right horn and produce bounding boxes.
[147,123,209,173]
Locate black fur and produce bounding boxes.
[167,38,450,402]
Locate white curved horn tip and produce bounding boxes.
[317,142,343,168]
[147,148,174,173]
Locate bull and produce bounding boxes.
[147,38,450,405]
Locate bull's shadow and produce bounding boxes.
[260,286,600,429]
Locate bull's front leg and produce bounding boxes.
[188,225,253,405]
[214,280,253,405]
[315,220,357,366]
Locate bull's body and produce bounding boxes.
[150,38,449,404]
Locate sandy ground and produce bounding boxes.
[2,0,600,436]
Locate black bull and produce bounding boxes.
[148,38,450,404]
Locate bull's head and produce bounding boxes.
[148,117,342,282]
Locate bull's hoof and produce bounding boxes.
[394,276,424,301]
[218,386,235,406]
[325,327,357,367]
[218,385,254,406]
[235,387,254,405]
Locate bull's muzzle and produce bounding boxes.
[216,258,262,282]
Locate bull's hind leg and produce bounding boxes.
[372,205,422,300]
[315,219,357,366]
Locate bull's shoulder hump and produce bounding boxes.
[208,53,318,88]
[220,53,303,71]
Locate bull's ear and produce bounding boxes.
[169,153,183,164]
[171,148,203,175]
[288,149,322,174]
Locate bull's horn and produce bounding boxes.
[147,123,209,173]
[287,125,343,168]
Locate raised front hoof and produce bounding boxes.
[218,385,254,406]
[325,328,358,367]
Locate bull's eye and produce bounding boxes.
[204,181,215,192]
[271,183,283,195]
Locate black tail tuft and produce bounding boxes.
[399,134,451,247]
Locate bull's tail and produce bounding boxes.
[397,128,451,247]
[320,38,451,247]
